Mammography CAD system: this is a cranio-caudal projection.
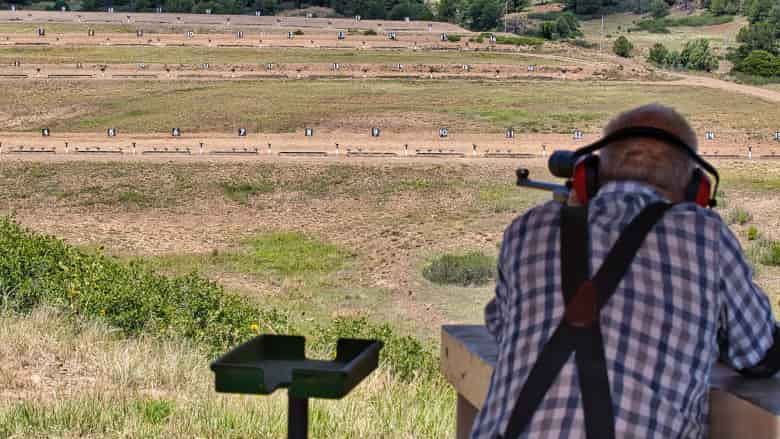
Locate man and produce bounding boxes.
[471,104,779,438]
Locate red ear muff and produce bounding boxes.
[685,168,712,208]
[572,155,600,205]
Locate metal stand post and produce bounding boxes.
[288,396,309,439]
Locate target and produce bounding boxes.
[506,128,514,138]
[287,31,294,39]
[186,31,194,38]
[36,27,45,37]
[388,32,397,40]
[705,131,715,140]
[156,7,162,13]
[10,5,15,11]
[266,63,274,70]
[107,128,117,137]
[440,33,448,41]
[573,130,583,140]
[41,128,50,137]
[13,60,20,67]
[332,63,340,70]
[306,12,313,18]
[88,28,95,37]
[775,131,780,141]
[172,128,181,137]
[439,127,449,138]
[527,64,535,72]
[107,7,114,12]
[205,8,212,14]
[136,29,144,37]
[238,128,247,137]
[488,34,497,43]
[255,10,261,16]
[355,15,361,21]
[201,63,209,69]
[338,31,345,40]
[61,6,66,11]
[463,64,470,71]
[405,16,410,22]
[371,127,381,137]
[395,63,404,70]
[235,31,244,39]
[304,128,314,137]
[137,62,146,69]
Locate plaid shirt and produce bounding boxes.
[471,181,776,439]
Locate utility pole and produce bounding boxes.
[599,15,604,52]
[504,0,509,33]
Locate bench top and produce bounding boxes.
[442,324,780,415]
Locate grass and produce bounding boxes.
[422,251,496,286]
[150,231,354,277]
[3,79,780,134]
[0,308,454,438]
[0,46,560,65]
[219,180,274,204]
[726,206,752,225]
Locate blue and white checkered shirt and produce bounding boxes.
[471,181,776,439]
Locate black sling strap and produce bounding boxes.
[499,202,673,439]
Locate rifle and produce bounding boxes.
[515,151,576,204]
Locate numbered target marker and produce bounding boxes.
[371,127,381,137]
[41,128,50,137]
[172,128,181,137]
[107,128,117,137]
[304,128,314,137]
[573,129,583,140]
[238,128,247,137]
[439,127,449,138]
[506,128,515,139]
[705,131,715,140]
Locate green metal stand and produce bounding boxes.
[211,335,383,439]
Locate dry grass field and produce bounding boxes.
[2,9,780,438]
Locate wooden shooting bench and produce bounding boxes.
[441,325,780,439]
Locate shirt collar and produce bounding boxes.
[594,180,669,202]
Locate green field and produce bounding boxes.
[1,79,778,133]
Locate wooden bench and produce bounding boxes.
[441,325,780,439]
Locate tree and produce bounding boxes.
[463,0,503,31]
[613,35,633,57]
[744,0,774,22]
[436,0,458,21]
[736,49,780,76]
[388,0,432,20]
[540,21,556,39]
[649,0,670,16]
[363,0,386,18]
[679,38,719,71]
[565,0,601,15]
[648,42,669,64]
[163,0,193,12]
[708,0,739,15]
[734,21,778,60]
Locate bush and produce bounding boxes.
[362,29,378,36]
[495,35,545,46]
[648,43,669,64]
[422,251,495,286]
[735,50,780,77]
[571,38,598,48]
[762,241,780,266]
[388,0,433,20]
[447,34,462,42]
[540,21,556,39]
[680,38,719,71]
[0,218,438,381]
[527,11,563,20]
[634,19,670,33]
[293,29,304,35]
[709,0,739,15]
[613,35,633,57]
[747,225,760,241]
[727,207,753,225]
[649,0,670,18]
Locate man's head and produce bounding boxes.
[599,104,696,202]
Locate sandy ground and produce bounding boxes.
[0,130,777,159]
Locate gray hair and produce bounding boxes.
[599,104,696,198]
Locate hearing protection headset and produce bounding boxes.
[548,126,720,208]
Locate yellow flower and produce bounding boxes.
[250,323,260,333]
[100,309,106,316]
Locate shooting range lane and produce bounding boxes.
[441,325,780,439]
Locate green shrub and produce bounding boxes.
[680,38,719,71]
[648,42,669,64]
[762,241,780,266]
[447,34,462,42]
[649,0,670,18]
[727,207,753,225]
[634,19,670,33]
[134,400,174,425]
[0,217,437,381]
[527,11,562,20]
[747,225,760,241]
[571,38,598,48]
[422,251,495,286]
[613,35,634,57]
[362,29,378,36]
[495,35,545,46]
[293,29,305,36]
[735,50,780,77]
[469,35,485,43]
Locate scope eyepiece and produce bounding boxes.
[548,150,577,178]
